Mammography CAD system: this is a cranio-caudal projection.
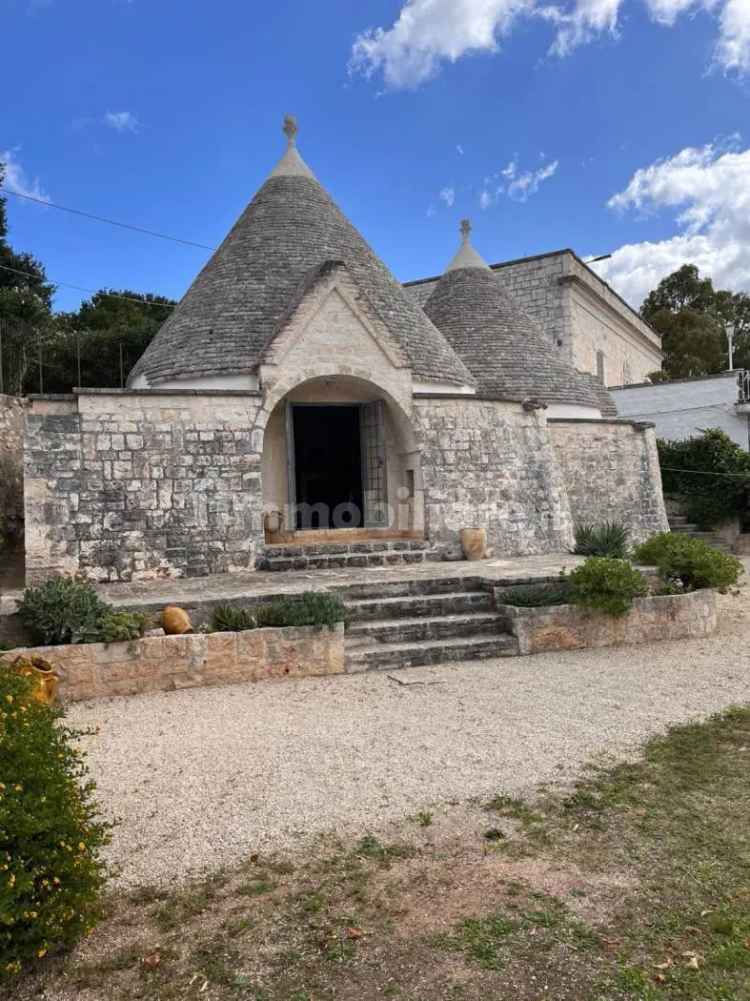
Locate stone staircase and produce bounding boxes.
[341,576,518,672]
[668,514,733,553]
[258,539,441,572]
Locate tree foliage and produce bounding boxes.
[642,264,750,380]
[658,428,750,528]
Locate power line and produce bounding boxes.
[1,187,218,252]
[0,263,177,309]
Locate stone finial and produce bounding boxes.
[445,218,490,273]
[460,219,472,242]
[283,115,298,146]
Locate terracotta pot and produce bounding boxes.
[2,654,59,705]
[264,510,284,536]
[460,527,488,562]
[161,606,192,635]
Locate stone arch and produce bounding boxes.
[260,374,423,538]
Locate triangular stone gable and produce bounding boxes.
[260,261,410,375]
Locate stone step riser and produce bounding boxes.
[346,635,518,672]
[264,541,433,560]
[346,591,494,622]
[262,551,441,572]
[336,577,482,601]
[347,613,503,644]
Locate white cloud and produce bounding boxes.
[0,149,50,202]
[439,186,456,207]
[507,159,559,200]
[593,138,750,306]
[104,110,140,133]
[457,144,465,155]
[350,0,750,88]
[479,189,493,210]
[501,160,517,178]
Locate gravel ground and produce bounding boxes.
[70,585,750,888]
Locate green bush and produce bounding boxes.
[573,521,630,559]
[0,669,111,978]
[17,577,110,646]
[634,533,742,591]
[212,605,256,633]
[255,592,346,629]
[497,582,571,607]
[91,611,147,644]
[569,558,649,617]
[658,429,750,529]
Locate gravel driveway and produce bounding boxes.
[70,587,750,887]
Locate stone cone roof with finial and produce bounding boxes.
[423,220,611,410]
[129,117,475,389]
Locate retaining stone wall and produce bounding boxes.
[549,419,669,544]
[496,588,716,655]
[0,394,24,538]
[24,392,266,583]
[414,398,575,558]
[4,622,345,702]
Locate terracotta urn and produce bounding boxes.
[460,527,488,562]
[2,654,59,705]
[161,606,193,635]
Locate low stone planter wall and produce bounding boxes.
[495,589,717,656]
[4,623,345,702]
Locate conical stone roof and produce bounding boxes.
[422,221,608,410]
[129,118,474,389]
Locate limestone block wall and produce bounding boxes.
[0,394,25,538]
[25,390,266,583]
[548,418,669,543]
[493,253,569,353]
[414,398,574,557]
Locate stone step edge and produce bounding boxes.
[264,541,435,558]
[346,633,519,666]
[347,610,503,634]
[346,590,490,609]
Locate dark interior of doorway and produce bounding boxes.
[293,405,364,530]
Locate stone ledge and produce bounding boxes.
[495,589,717,655]
[3,622,345,702]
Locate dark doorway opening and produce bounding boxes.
[292,405,363,529]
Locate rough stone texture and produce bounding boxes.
[405,250,662,388]
[130,173,473,389]
[414,399,575,558]
[0,393,25,537]
[24,391,266,583]
[549,419,669,543]
[5,623,345,702]
[496,589,717,655]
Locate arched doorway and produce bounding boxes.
[261,376,423,542]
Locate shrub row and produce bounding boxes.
[17,578,146,648]
[212,592,346,633]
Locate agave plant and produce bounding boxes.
[573,521,630,559]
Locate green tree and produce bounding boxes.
[642,264,750,380]
[0,163,55,393]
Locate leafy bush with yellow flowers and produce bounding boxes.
[0,668,111,978]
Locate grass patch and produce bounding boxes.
[14,707,750,1001]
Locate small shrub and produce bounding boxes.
[497,582,571,607]
[17,577,109,646]
[568,558,648,617]
[0,668,111,978]
[573,521,630,559]
[211,605,256,633]
[91,611,147,644]
[255,592,346,629]
[634,533,742,591]
[658,429,750,529]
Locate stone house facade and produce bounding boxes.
[22,118,669,584]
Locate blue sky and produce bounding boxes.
[3,0,750,313]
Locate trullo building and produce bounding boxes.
[23,118,668,582]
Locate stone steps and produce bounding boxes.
[347,610,503,645]
[258,540,441,572]
[346,633,519,673]
[343,577,516,672]
[346,589,494,622]
[667,522,733,553]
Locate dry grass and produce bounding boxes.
[14,707,750,1001]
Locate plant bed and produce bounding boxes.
[1,622,346,703]
[495,588,717,655]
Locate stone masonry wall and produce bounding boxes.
[0,393,25,538]
[414,398,574,558]
[25,390,266,583]
[549,419,669,544]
